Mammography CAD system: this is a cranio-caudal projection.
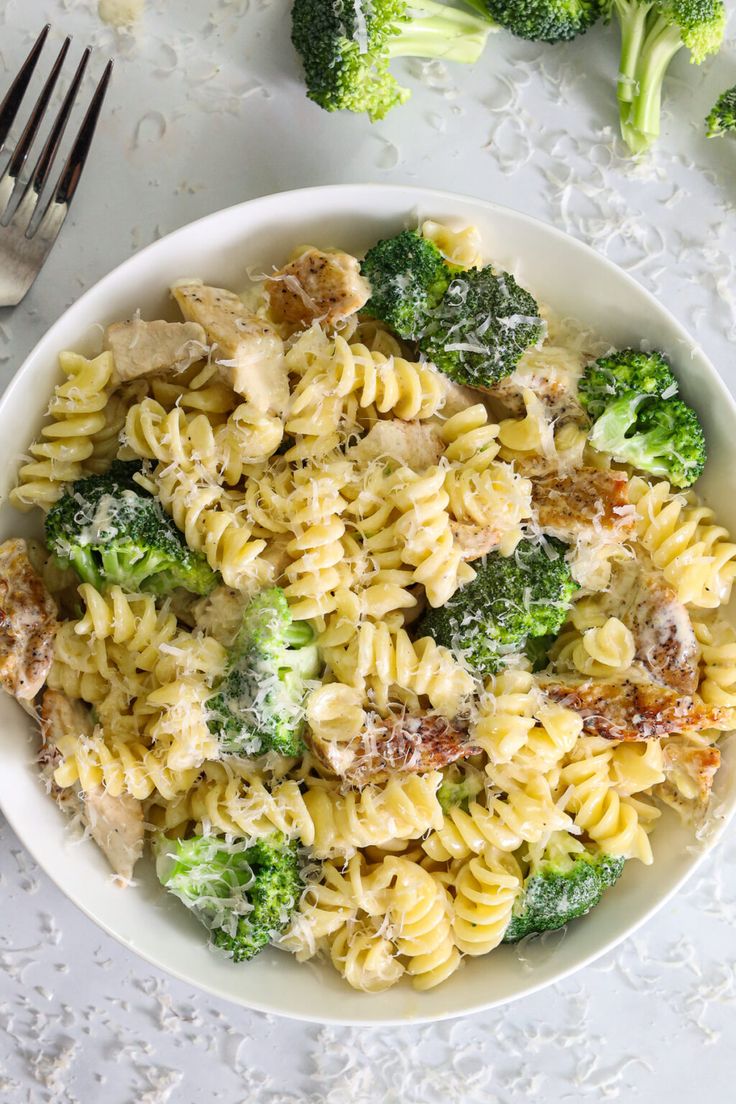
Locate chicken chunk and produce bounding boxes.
[487,360,583,423]
[662,742,720,805]
[40,690,144,881]
[450,521,502,562]
[311,712,476,785]
[0,539,57,703]
[624,572,699,694]
[266,248,370,328]
[106,318,207,386]
[349,420,443,470]
[533,468,635,542]
[172,282,287,413]
[540,667,729,741]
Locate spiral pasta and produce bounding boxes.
[11,351,113,510]
[693,617,736,712]
[384,857,460,990]
[555,617,636,677]
[472,670,582,772]
[452,847,522,955]
[629,476,736,608]
[52,727,200,801]
[321,622,475,717]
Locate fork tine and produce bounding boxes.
[51,58,113,209]
[0,24,50,155]
[5,37,71,186]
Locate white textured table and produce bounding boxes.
[2,2,736,1100]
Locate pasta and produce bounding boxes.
[4,219,733,996]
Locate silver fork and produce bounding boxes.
[0,26,113,307]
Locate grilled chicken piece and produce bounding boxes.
[540,667,729,741]
[488,360,583,423]
[172,282,287,413]
[0,539,57,703]
[662,743,720,805]
[624,572,699,694]
[40,690,143,881]
[450,521,502,562]
[311,712,476,785]
[533,468,635,542]
[266,248,370,328]
[106,318,207,386]
[349,420,443,470]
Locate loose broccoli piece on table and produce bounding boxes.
[479,0,605,42]
[578,348,677,420]
[157,834,302,962]
[420,266,544,389]
[207,587,320,757]
[580,348,706,488]
[611,0,726,155]
[361,229,452,340]
[291,0,495,122]
[44,461,216,596]
[503,834,625,942]
[706,84,736,136]
[416,537,577,676]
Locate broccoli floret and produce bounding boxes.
[503,834,625,942]
[157,834,302,962]
[524,632,557,672]
[44,461,216,596]
[437,764,485,812]
[589,393,706,487]
[361,230,452,339]
[706,84,736,136]
[580,349,706,488]
[578,348,677,420]
[416,538,578,676]
[207,587,320,757]
[420,266,544,389]
[291,0,495,121]
[611,0,727,155]
[480,0,605,41]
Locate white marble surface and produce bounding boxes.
[1,1,736,1100]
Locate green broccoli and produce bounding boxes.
[437,763,485,812]
[291,0,495,121]
[610,0,727,155]
[706,84,736,136]
[578,348,677,420]
[207,587,320,758]
[477,0,606,41]
[420,266,544,389]
[44,461,216,596]
[503,834,625,942]
[524,632,557,672]
[361,229,452,339]
[157,834,302,962]
[579,348,706,488]
[416,537,578,676]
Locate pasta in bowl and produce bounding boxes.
[0,185,734,1023]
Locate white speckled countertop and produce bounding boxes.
[1,1,736,1100]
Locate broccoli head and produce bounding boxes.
[437,763,485,812]
[612,0,727,155]
[524,632,557,672]
[580,349,706,488]
[361,229,452,339]
[503,833,625,942]
[416,537,578,676]
[420,266,544,389]
[207,587,320,757]
[44,461,216,596]
[157,834,302,962]
[578,348,677,419]
[291,0,495,121]
[481,0,606,42]
[706,84,736,136]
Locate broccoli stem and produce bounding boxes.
[615,0,652,104]
[284,621,315,648]
[385,0,491,63]
[628,18,683,140]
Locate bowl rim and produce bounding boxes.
[2,182,735,1026]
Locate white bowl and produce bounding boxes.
[1,185,735,1025]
